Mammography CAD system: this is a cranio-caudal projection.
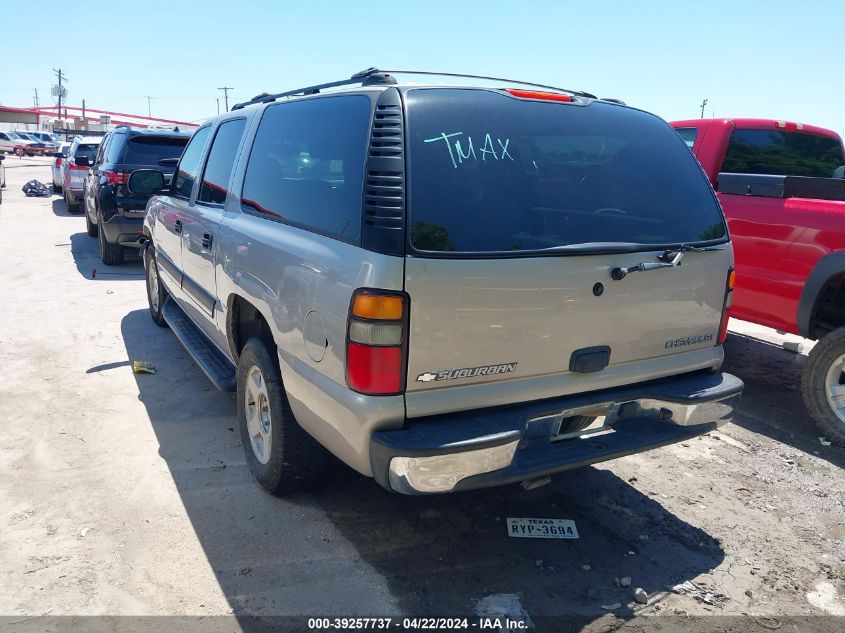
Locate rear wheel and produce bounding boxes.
[85,205,98,237]
[14,147,23,157]
[144,246,168,327]
[64,190,80,213]
[802,327,845,445]
[97,210,124,265]
[237,337,328,495]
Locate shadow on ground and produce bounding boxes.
[121,308,724,627]
[70,231,142,280]
[723,331,845,469]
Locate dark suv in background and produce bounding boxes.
[83,126,190,264]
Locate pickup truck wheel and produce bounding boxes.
[144,247,168,327]
[97,211,124,265]
[802,327,845,445]
[237,338,327,495]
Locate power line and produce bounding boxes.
[217,86,233,112]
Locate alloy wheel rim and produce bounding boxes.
[245,365,272,464]
[823,353,845,426]
[148,261,160,312]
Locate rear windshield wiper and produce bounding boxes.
[611,244,725,281]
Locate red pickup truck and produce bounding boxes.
[670,118,845,444]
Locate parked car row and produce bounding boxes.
[0,130,50,156]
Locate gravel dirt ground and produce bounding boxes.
[1,159,844,632]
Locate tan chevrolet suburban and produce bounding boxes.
[132,68,743,495]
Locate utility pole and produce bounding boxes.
[699,98,708,119]
[216,98,220,115]
[53,68,66,116]
[218,86,233,112]
[33,88,39,109]
[144,96,154,118]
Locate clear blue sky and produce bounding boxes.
[3,0,844,135]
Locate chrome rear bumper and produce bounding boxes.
[371,372,743,494]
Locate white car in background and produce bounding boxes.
[62,136,100,211]
[51,142,72,193]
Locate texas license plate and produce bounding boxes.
[507,517,579,539]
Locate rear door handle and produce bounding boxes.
[174,219,182,234]
[202,232,213,250]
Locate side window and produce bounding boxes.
[173,126,211,198]
[240,95,371,243]
[675,127,698,149]
[94,136,108,164]
[198,119,247,204]
[722,129,844,178]
[0,133,8,141]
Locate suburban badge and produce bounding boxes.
[416,362,518,383]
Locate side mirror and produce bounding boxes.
[75,156,91,167]
[128,169,166,195]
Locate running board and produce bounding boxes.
[162,298,236,391]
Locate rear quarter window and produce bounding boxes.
[240,95,371,244]
[675,127,699,148]
[73,143,99,161]
[722,129,844,178]
[406,89,726,254]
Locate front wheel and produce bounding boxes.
[802,327,845,445]
[14,147,23,157]
[144,246,168,327]
[237,338,327,495]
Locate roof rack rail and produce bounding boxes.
[231,68,397,110]
[230,67,596,110]
[376,69,596,99]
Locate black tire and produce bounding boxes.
[237,337,328,495]
[65,190,80,213]
[85,204,98,237]
[802,327,845,445]
[97,210,124,265]
[52,183,62,194]
[144,246,168,327]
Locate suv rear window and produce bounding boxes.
[74,143,99,161]
[406,89,726,254]
[121,135,188,165]
[722,129,844,178]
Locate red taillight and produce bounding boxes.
[347,344,402,395]
[54,157,62,167]
[506,88,573,102]
[104,170,128,185]
[346,290,407,396]
[717,268,736,345]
